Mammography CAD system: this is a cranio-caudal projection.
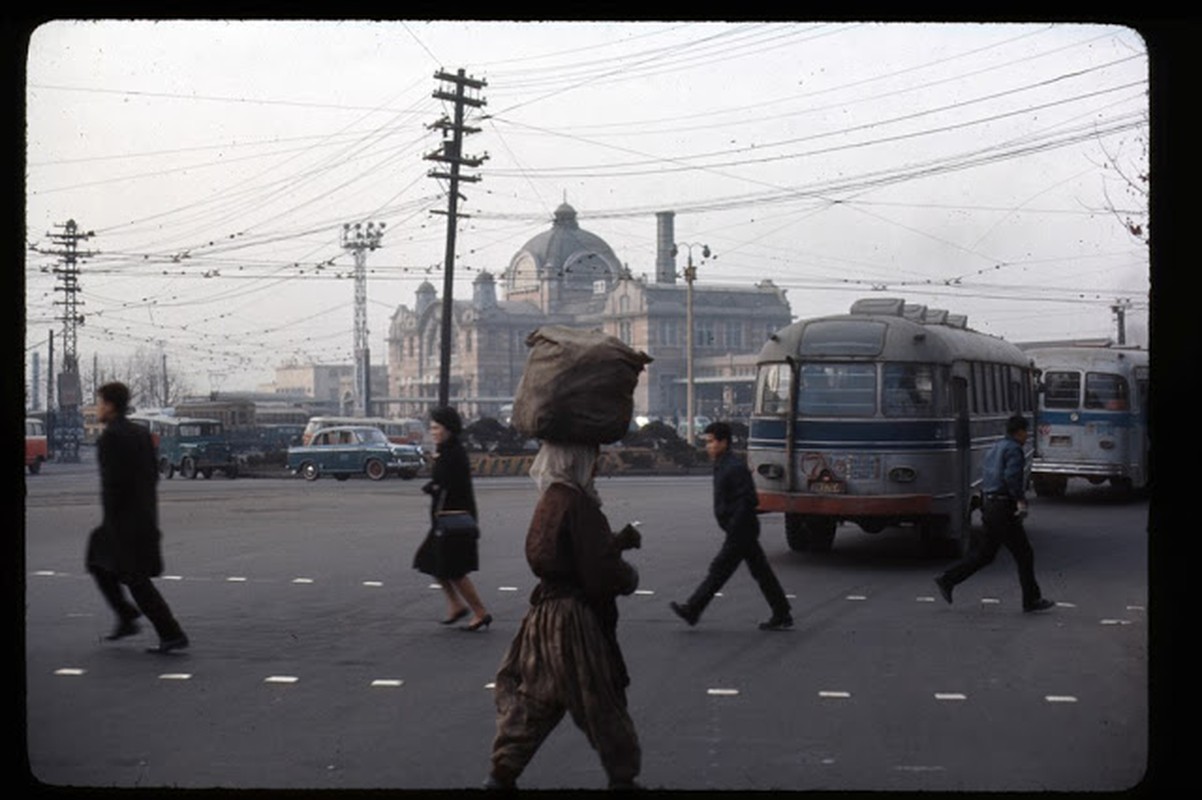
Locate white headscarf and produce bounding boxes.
[529,441,601,506]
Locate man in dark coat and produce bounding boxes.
[670,421,793,630]
[86,382,189,653]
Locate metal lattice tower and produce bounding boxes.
[341,221,385,416]
[47,219,94,373]
[38,219,96,462]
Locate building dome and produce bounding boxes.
[506,203,622,295]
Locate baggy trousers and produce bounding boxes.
[939,498,1042,607]
[686,530,791,618]
[90,566,186,641]
[491,596,640,786]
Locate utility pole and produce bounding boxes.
[673,242,712,445]
[425,68,488,410]
[40,220,96,462]
[1110,299,1129,345]
[341,220,385,416]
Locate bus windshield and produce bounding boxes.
[882,363,936,417]
[798,363,876,417]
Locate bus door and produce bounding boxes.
[951,376,971,537]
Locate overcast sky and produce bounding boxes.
[23,19,1150,395]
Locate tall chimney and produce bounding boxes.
[655,211,676,284]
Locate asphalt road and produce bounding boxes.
[20,462,1151,792]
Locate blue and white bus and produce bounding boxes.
[748,297,1036,556]
[1027,345,1149,497]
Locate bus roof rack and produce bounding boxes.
[945,313,968,329]
[850,297,906,316]
[922,308,949,325]
[902,303,928,321]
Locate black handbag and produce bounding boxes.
[433,510,480,576]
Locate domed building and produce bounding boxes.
[384,206,793,422]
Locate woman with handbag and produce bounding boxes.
[413,406,492,631]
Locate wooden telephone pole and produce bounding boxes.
[425,69,488,410]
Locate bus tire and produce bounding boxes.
[785,514,809,552]
[786,515,836,553]
[181,458,198,479]
[160,458,174,479]
[805,518,837,553]
[1032,475,1067,498]
[365,458,387,481]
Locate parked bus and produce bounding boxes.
[25,417,49,475]
[301,416,425,446]
[129,413,239,479]
[747,297,1036,556]
[1027,345,1149,496]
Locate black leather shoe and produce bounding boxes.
[146,634,189,654]
[105,619,141,641]
[758,614,794,631]
[440,608,470,625]
[934,577,953,605]
[461,614,492,632]
[1023,598,1055,613]
[483,774,516,790]
[669,601,698,627]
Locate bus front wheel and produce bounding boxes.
[785,514,836,553]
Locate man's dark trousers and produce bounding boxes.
[90,566,186,641]
[940,497,1042,607]
[685,531,790,617]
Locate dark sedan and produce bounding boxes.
[286,425,416,482]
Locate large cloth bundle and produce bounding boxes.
[512,326,652,444]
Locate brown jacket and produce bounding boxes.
[526,483,638,621]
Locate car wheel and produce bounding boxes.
[160,458,174,479]
[28,460,41,475]
[365,458,387,481]
[181,457,198,479]
[300,461,319,481]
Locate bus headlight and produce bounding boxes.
[889,466,917,483]
[757,463,784,480]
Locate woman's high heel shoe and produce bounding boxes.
[441,608,470,625]
[461,613,492,632]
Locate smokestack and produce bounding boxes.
[655,211,676,284]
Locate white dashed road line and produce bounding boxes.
[934,693,967,701]
[1045,695,1078,703]
[159,673,192,681]
[707,688,739,696]
[264,676,298,684]
[54,668,85,676]
[818,691,851,699]
[370,679,403,687]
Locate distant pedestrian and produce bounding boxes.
[670,421,793,631]
[486,441,643,790]
[934,414,1054,613]
[413,406,492,631]
[86,382,189,654]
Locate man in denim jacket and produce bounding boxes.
[935,414,1054,613]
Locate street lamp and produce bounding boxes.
[672,242,713,446]
[341,221,385,416]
